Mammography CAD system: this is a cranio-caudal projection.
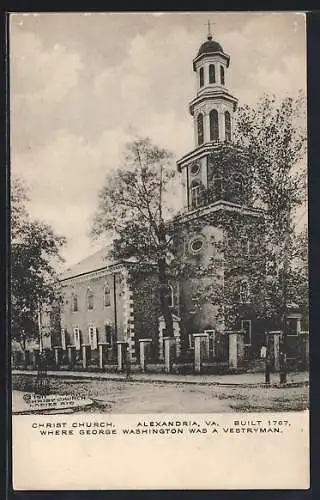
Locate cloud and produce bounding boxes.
[11,29,83,103]
[12,126,135,262]
[10,13,307,265]
[10,27,84,154]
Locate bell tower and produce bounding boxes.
[175,26,266,340]
[177,27,251,212]
[190,25,237,147]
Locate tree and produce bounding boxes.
[236,93,307,382]
[91,137,176,338]
[11,178,66,356]
[176,94,307,377]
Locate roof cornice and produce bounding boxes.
[193,51,230,71]
[189,91,238,115]
[175,200,265,225]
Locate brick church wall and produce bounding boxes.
[60,270,125,352]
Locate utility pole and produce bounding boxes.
[279,208,291,385]
[38,302,43,354]
[158,164,174,338]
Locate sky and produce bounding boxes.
[10,11,307,267]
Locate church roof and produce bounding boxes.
[60,247,140,281]
[60,248,115,281]
[193,35,230,70]
[197,37,224,57]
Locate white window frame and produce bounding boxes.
[89,325,97,350]
[209,63,216,84]
[199,67,204,88]
[167,284,174,308]
[87,288,94,310]
[73,326,81,350]
[188,334,195,348]
[104,283,111,307]
[191,183,201,207]
[220,65,225,85]
[71,293,78,312]
[241,320,252,346]
[286,317,299,336]
[61,328,66,350]
[105,323,113,347]
[224,111,231,141]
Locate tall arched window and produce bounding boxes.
[199,67,204,87]
[167,284,174,308]
[191,181,201,208]
[104,284,111,307]
[225,111,231,141]
[72,293,78,312]
[209,64,216,84]
[87,288,94,310]
[105,324,112,346]
[209,109,219,141]
[197,113,204,145]
[220,65,225,85]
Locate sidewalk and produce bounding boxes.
[12,369,309,387]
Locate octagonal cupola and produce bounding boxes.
[189,27,238,147]
[194,32,230,91]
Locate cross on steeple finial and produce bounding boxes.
[207,20,215,40]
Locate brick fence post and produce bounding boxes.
[117,341,126,372]
[228,331,245,369]
[163,337,176,373]
[139,338,152,373]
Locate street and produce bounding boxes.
[12,374,309,414]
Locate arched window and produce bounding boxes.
[105,324,112,346]
[167,284,174,308]
[87,289,94,310]
[197,113,204,145]
[73,326,81,350]
[199,67,204,87]
[220,65,225,85]
[72,293,78,312]
[209,109,219,141]
[104,284,111,307]
[239,280,250,303]
[191,181,201,208]
[209,64,216,84]
[225,111,231,141]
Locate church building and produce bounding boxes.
[14,28,306,372]
[173,28,267,359]
[55,28,268,366]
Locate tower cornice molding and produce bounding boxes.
[189,91,238,116]
[177,142,245,172]
[193,51,230,71]
[175,200,265,226]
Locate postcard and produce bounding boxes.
[10,11,309,490]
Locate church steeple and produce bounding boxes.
[189,29,237,147]
[177,29,252,213]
